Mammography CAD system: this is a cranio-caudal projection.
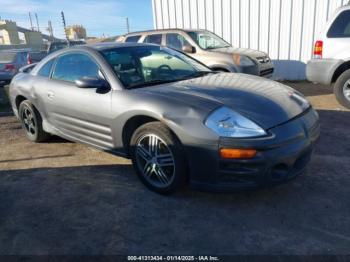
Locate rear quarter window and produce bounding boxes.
[37,59,55,77]
[125,35,141,43]
[327,10,350,38]
[143,34,162,45]
[0,53,16,62]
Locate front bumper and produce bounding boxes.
[0,72,15,86]
[239,63,274,78]
[306,58,343,85]
[187,107,320,192]
[259,61,274,78]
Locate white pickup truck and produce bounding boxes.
[306,5,350,109]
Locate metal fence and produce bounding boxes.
[152,0,348,80]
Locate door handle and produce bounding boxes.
[47,91,55,99]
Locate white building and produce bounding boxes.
[152,0,349,80]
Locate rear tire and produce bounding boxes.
[334,69,350,109]
[130,122,187,194]
[19,100,50,142]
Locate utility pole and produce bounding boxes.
[35,13,40,32]
[47,20,54,41]
[28,12,34,31]
[61,11,70,44]
[126,17,130,33]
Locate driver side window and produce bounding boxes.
[166,33,189,51]
[52,53,100,82]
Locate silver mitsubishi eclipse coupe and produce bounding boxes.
[9,43,320,194]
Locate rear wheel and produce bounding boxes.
[19,100,50,142]
[334,69,350,109]
[130,122,187,194]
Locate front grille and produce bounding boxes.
[218,162,262,186]
[256,56,271,64]
[270,149,312,182]
[260,68,274,76]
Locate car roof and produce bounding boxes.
[336,4,350,12]
[0,48,32,53]
[83,42,158,51]
[123,28,207,37]
[36,43,159,59]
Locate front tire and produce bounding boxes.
[334,69,350,109]
[130,122,187,194]
[19,100,50,142]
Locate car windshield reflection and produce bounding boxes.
[100,45,212,89]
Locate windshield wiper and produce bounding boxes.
[128,72,217,89]
[173,71,218,82]
[128,79,179,89]
[206,45,231,50]
[188,71,218,77]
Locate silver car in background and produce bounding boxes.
[118,29,274,77]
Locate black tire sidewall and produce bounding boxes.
[334,69,350,109]
[18,100,49,142]
[19,101,40,142]
[130,122,187,194]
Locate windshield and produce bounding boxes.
[48,41,85,53]
[187,31,231,50]
[100,45,212,89]
[0,52,17,63]
[49,43,68,53]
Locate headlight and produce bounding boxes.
[205,107,266,138]
[233,54,255,67]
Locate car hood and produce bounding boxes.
[141,73,310,130]
[212,47,268,59]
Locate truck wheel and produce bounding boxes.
[334,69,350,109]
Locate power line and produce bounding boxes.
[28,12,33,30]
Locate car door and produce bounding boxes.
[36,52,115,150]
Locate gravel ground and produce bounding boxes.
[0,82,349,255]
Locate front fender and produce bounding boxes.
[207,62,239,72]
[110,90,218,152]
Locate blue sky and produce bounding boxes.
[0,0,154,38]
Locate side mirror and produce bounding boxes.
[182,45,196,54]
[75,77,110,93]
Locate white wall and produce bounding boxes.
[152,0,348,80]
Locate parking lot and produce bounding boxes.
[0,82,349,255]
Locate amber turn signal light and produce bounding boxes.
[220,148,257,159]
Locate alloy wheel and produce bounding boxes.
[22,107,36,136]
[343,80,350,102]
[135,134,175,188]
